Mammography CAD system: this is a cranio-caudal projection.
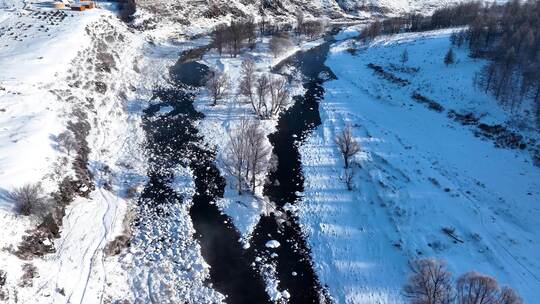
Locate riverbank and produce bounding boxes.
[298,29,540,303]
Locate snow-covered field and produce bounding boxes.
[298,29,540,303]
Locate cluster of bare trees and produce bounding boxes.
[210,15,329,198]
[404,258,522,304]
[295,12,326,39]
[238,59,290,118]
[334,125,361,191]
[212,19,257,57]
[223,116,272,194]
[212,12,325,58]
[458,0,540,123]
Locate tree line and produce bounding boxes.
[212,15,325,58]
[360,0,540,127]
[459,0,540,122]
[361,2,482,42]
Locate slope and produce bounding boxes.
[298,29,540,303]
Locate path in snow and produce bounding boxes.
[28,16,139,304]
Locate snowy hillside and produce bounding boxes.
[0,2,152,302]
[132,0,481,41]
[298,29,540,303]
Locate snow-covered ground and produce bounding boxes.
[0,3,150,303]
[0,6,102,190]
[298,29,540,303]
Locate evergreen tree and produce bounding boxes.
[444,48,455,66]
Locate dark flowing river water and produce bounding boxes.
[139,34,337,304]
[247,38,337,304]
[140,60,269,304]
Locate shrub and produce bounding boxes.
[104,235,130,256]
[57,130,78,155]
[0,270,6,287]
[8,184,50,217]
[444,48,455,66]
[15,230,56,260]
[0,269,6,301]
[19,264,38,288]
[37,214,60,238]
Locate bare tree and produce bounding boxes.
[334,125,361,169]
[400,49,409,66]
[362,20,382,42]
[243,18,257,49]
[239,58,257,104]
[254,74,270,116]
[342,168,355,191]
[246,121,272,193]
[269,33,293,58]
[224,117,272,194]
[456,272,498,304]
[252,74,290,118]
[268,76,289,116]
[456,272,522,304]
[403,258,454,304]
[224,117,250,194]
[205,70,229,106]
[227,20,247,57]
[498,287,523,304]
[212,23,228,55]
[295,11,304,35]
[259,13,267,37]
